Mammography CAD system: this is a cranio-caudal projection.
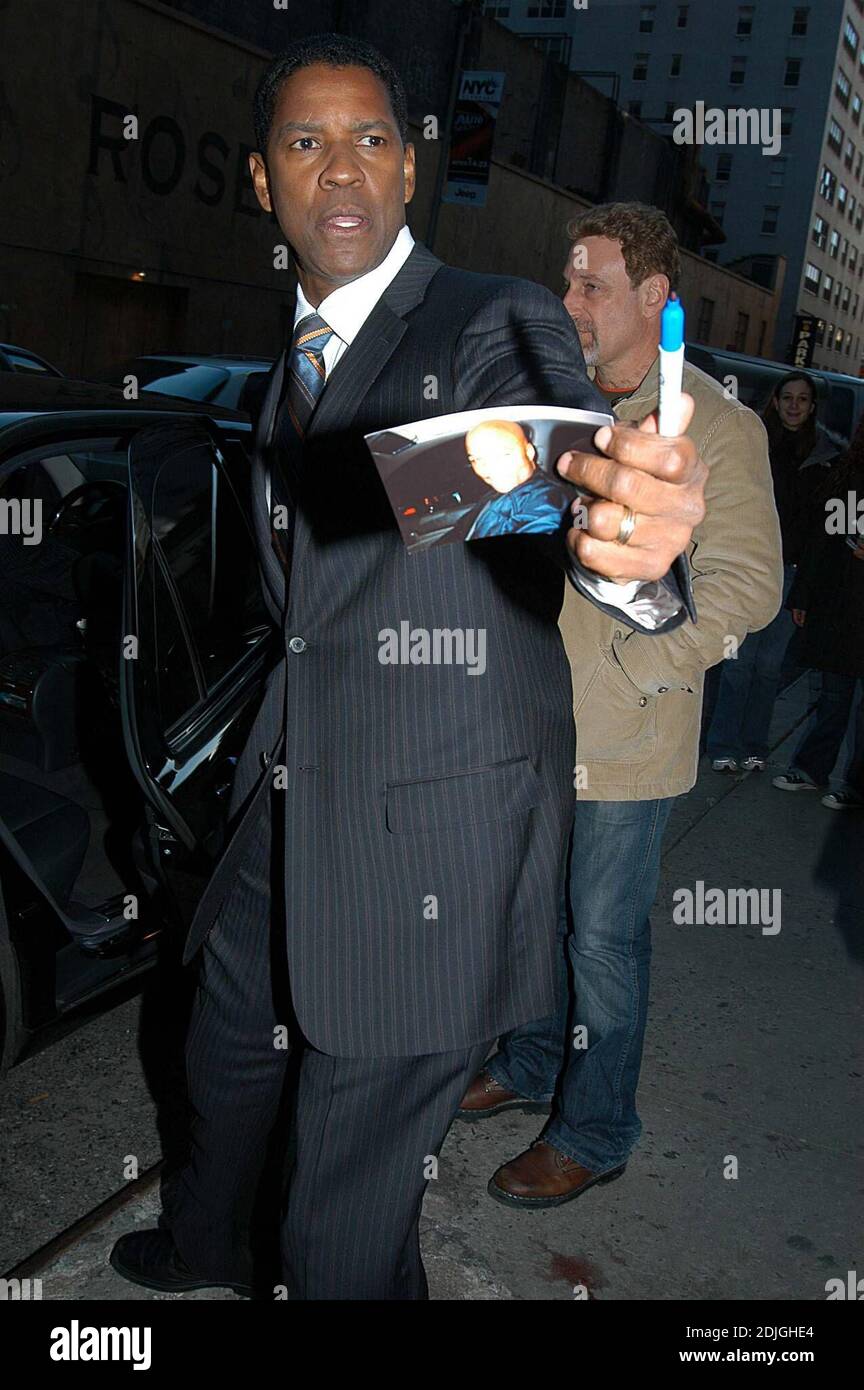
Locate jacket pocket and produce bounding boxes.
[385,756,540,834]
[574,648,658,763]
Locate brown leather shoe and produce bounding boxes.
[456,1068,551,1120]
[487,1141,626,1209]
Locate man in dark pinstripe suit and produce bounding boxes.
[111,35,706,1300]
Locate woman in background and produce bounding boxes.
[707,372,840,773]
[772,427,864,809]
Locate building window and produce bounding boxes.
[710,200,726,227]
[628,99,643,117]
[670,53,682,77]
[781,107,795,138]
[836,327,845,350]
[736,5,754,36]
[823,272,835,301]
[733,312,750,351]
[858,204,864,230]
[839,182,849,211]
[677,4,689,26]
[664,100,677,123]
[842,235,850,263]
[850,245,858,272]
[804,263,820,294]
[837,68,852,106]
[857,149,864,181]
[826,322,835,350]
[835,279,842,306]
[761,205,779,234]
[830,229,841,258]
[812,214,828,249]
[854,291,860,314]
[769,158,787,187]
[844,19,859,57]
[820,165,837,202]
[730,56,747,85]
[784,58,801,86]
[828,119,844,154]
[843,284,852,311]
[716,153,733,182]
[639,4,656,32]
[814,318,825,348]
[846,138,856,169]
[632,52,649,81]
[854,94,862,126]
[791,6,809,36]
[696,297,715,339]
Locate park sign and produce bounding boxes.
[442,71,506,209]
[789,313,818,369]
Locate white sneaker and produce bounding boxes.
[771,772,820,791]
[821,790,864,810]
[711,758,739,773]
[740,756,766,771]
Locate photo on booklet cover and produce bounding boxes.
[365,405,613,553]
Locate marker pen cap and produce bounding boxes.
[660,294,685,352]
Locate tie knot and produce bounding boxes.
[293,313,333,353]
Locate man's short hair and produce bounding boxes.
[566,203,681,292]
[253,33,409,156]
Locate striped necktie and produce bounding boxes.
[269,311,334,570]
[286,311,334,439]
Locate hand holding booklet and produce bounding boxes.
[365,406,614,554]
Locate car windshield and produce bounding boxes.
[100,361,231,403]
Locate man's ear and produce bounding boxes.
[403,141,416,205]
[249,151,272,213]
[641,273,669,319]
[526,443,537,464]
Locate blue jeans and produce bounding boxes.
[706,563,797,762]
[792,674,864,792]
[487,796,673,1172]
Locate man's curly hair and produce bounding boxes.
[566,202,681,291]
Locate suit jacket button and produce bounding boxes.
[260,751,271,769]
[639,696,648,707]
[288,636,307,653]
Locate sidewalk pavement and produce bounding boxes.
[5,675,861,1300]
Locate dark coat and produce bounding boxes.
[788,488,864,677]
[181,242,689,1057]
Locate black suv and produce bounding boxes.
[0,376,277,1073]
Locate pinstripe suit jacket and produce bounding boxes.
[182,242,687,1056]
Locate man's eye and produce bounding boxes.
[358,135,385,146]
[291,137,320,150]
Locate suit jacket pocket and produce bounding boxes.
[385,756,540,834]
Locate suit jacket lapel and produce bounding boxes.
[307,242,444,441]
[251,348,290,620]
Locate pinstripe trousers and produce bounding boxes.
[162,793,490,1300]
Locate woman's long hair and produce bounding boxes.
[761,372,819,464]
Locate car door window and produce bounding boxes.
[143,432,268,737]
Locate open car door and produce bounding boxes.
[121,417,276,927]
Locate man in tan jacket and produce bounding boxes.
[459,203,783,1207]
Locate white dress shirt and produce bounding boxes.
[285,224,648,613]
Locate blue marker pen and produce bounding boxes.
[658,293,685,436]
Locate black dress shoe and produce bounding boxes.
[109,1228,253,1297]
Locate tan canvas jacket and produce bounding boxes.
[559,355,783,800]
